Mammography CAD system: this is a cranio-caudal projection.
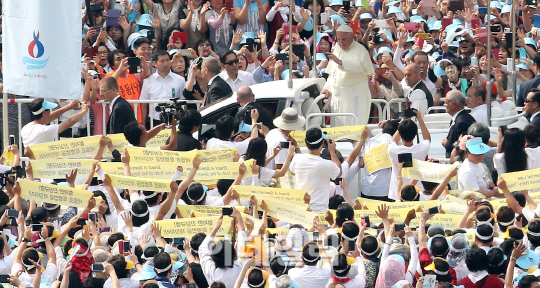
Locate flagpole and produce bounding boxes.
[2,92,7,150]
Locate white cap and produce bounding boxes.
[336,25,353,33]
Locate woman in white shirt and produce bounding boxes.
[206,113,259,155]
[493,128,528,174]
[241,138,295,186]
[457,137,499,198]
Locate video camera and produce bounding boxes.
[0,166,23,187]
[155,99,187,125]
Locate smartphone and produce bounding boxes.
[343,0,351,12]
[423,275,437,288]
[246,38,255,52]
[0,275,9,283]
[313,231,319,242]
[128,57,140,74]
[292,44,305,60]
[99,227,111,233]
[7,209,19,218]
[404,23,419,31]
[395,223,406,232]
[85,46,99,59]
[428,206,441,215]
[77,218,88,226]
[374,19,387,28]
[256,124,262,129]
[173,237,186,245]
[478,7,488,14]
[283,25,297,35]
[89,213,97,223]
[81,63,88,72]
[362,215,370,227]
[222,207,233,216]
[416,37,424,50]
[171,31,183,45]
[448,0,464,12]
[470,18,480,29]
[417,33,430,40]
[123,240,130,253]
[520,48,528,63]
[91,264,104,271]
[506,32,515,48]
[225,0,234,12]
[471,56,478,66]
[348,240,355,251]
[276,53,289,62]
[147,30,155,41]
[178,49,191,57]
[500,125,508,135]
[9,135,15,146]
[492,26,502,32]
[441,18,452,30]
[535,14,540,28]
[398,153,413,167]
[32,224,43,232]
[280,141,290,148]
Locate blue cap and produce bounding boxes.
[315,53,327,60]
[330,14,346,26]
[406,35,414,43]
[466,137,491,155]
[490,1,503,9]
[281,69,291,80]
[386,0,401,6]
[387,6,403,14]
[426,18,437,26]
[168,49,179,56]
[172,261,186,271]
[453,18,464,25]
[410,15,426,23]
[388,254,405,263]
[239,121,253,133]
[429,20,442,31]
[445,23,459,32]
[360,13,373,19]
[377,47,393,57]
[484,15,498,23]
[516,249,539,269]
[136,14,153,28]
[34,99,58,115]
[525,37,537,48]
[517,63,531,70]
[329,0,344,6]
[433,59,453,77]
[57,182,69,187]
[240,32,258,44]
[134,264,157,280]
[379,30,394,40]
[501,4,511,14]
[138,29,149,37]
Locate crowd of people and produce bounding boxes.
[5,0,540,287]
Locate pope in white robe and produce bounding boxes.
[321,25,375,126]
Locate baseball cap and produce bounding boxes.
[516,249,539,270]
[466,137,491,155]
[427,224,445,237]
[31,99,58,116]
[239,121,252,133]
[360,13,373,20]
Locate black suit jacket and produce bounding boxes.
[205,76,233,106]
[107,96,136,134]
[518,75,540,107]
[444,110,476,157]
[532,114,540,129]
[235,102,275,129]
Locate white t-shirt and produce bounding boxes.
[387,140,431,200]
[239,156,276,186]
[104,277,139,288]
[290,154,340,212]
[206,138,250,156]
[458,158,491,191]
[526,147,540,170]
[11,262,58,286]
[288,263,332,288]
[360,133,393,197]
[130,192,177,220]
[419,191,445,201]
[265,129,288,169]
[21,122,59,147]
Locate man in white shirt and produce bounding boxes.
[288,242,332,288]
[387,109,431,200]
[140,50,186,128]
[266,108,304,169]
[21,98,89,147]
[290,127,341,212]
[218,50,255,92]
[466,85,489,126]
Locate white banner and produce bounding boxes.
[3,0,82,99]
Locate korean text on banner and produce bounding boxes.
[3,0,82,99]
[261,198,317,227]
[28,136,102,159]
[176,205,246,218]
[30,159,96,179]
[154,216,232,238]
[125,146,198,165]
[232,186,306,204]
[501,167,540,191]
[107,174,172,192]
[18,179,101,209]
[145,129,172,147]
[364,143,392,174]
[402,159,457,183]
[198,149,237,162]
[290,125,365,147]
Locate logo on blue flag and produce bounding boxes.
[22,31,50,70]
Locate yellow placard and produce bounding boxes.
[290,125,366,147]
[125,146,198,165]
[28,136,103,159]
[359,198,439,211]
[176,205,246,218]
[107,134,130,151]
[30,159,97,179]
[154,216,232,238]
[194,159,254,180]
[364,143,392,174]
[1,151,15,166]
[100,162,179,179]
[439,201,469,215]
[198,149,237,162]
[232,186,306,204]
[261,198,317,228]
[19,179,101,209]
[107,174,172,192]
[402,160,457,183]
[146,129,173,147]
[278,171,297,189]
[501,168,540,191]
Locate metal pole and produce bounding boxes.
[2,92,8,150]
[288,2,293,88]
[510,0,517,103]
[312,0,318,78]
[486,5,492,127]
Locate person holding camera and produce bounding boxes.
[140,50,186,129]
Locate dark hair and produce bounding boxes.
[22,249,39,272]
[525,124,540,146]
[31,207,48,224]
[220,50,237,64]
[107,50,127,67]
[142,190,160,206]
[124,121,144,146]
[245,138,267,167]
[420,181,439,192]
[528,220,540,246]
[412,51,429,63]
[216,179,234,196]
[179,109,202,133]
[211,240,237,268]
[398,119,418,142]
[401,185,419,201]
[496,206,515,232]
[430,236,450,258]
[519,275,540,288]
[92,190,111,215]
[109,255,130,278]
[305,128,325,150]
[341,221,360,240]
[131,200,150,227]
[153,49,170,62]
[430,258,453,283]
[332,253,351,277]
[468,85,487,103]
[29,98,46,120]
[476,223,494,245]
[133,37,151,51]
[247,269,266,288]
[487,247,507,275]
[324,234,340,248]
[466,247,488,272]
[211,282,226,288]
[215,116,235,140]
[190,233,206,257]
[302,242,320,266]
[501,128,527,173]
[336,204,354,227]
[82,276,106,288]
[269,256,287,277]
[382,120,399,136]
[154,252,172,277]
[512,191,526,207]
[533,53,540,68]
[328,195,346,210]
[143,246,159,259]
[360,235,379,258]
[108,232,125,247]
[529,88,540,104]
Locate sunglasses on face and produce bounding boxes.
[525,99,534,103]
[225,59,240,65]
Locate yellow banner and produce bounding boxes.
[29,136,103,159]
[194,160,253,180]
[233,186,306,204]
[198,149,237,162]
[176,205,246,218]
[19,179,101,209]
[262,198,317,228]
[30,159,97,179]
[502,168,540,191]
[107,134,130,151]
[125,146,198,165]
[290,125,365,147]
[364,143,392,174]
[402,160,457,183]
[359,198,439,211]
[278,171,297,189]
[100,162,178,179]
[107,174,172,192]
[154,216,232,238]
[146,129,172,147]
